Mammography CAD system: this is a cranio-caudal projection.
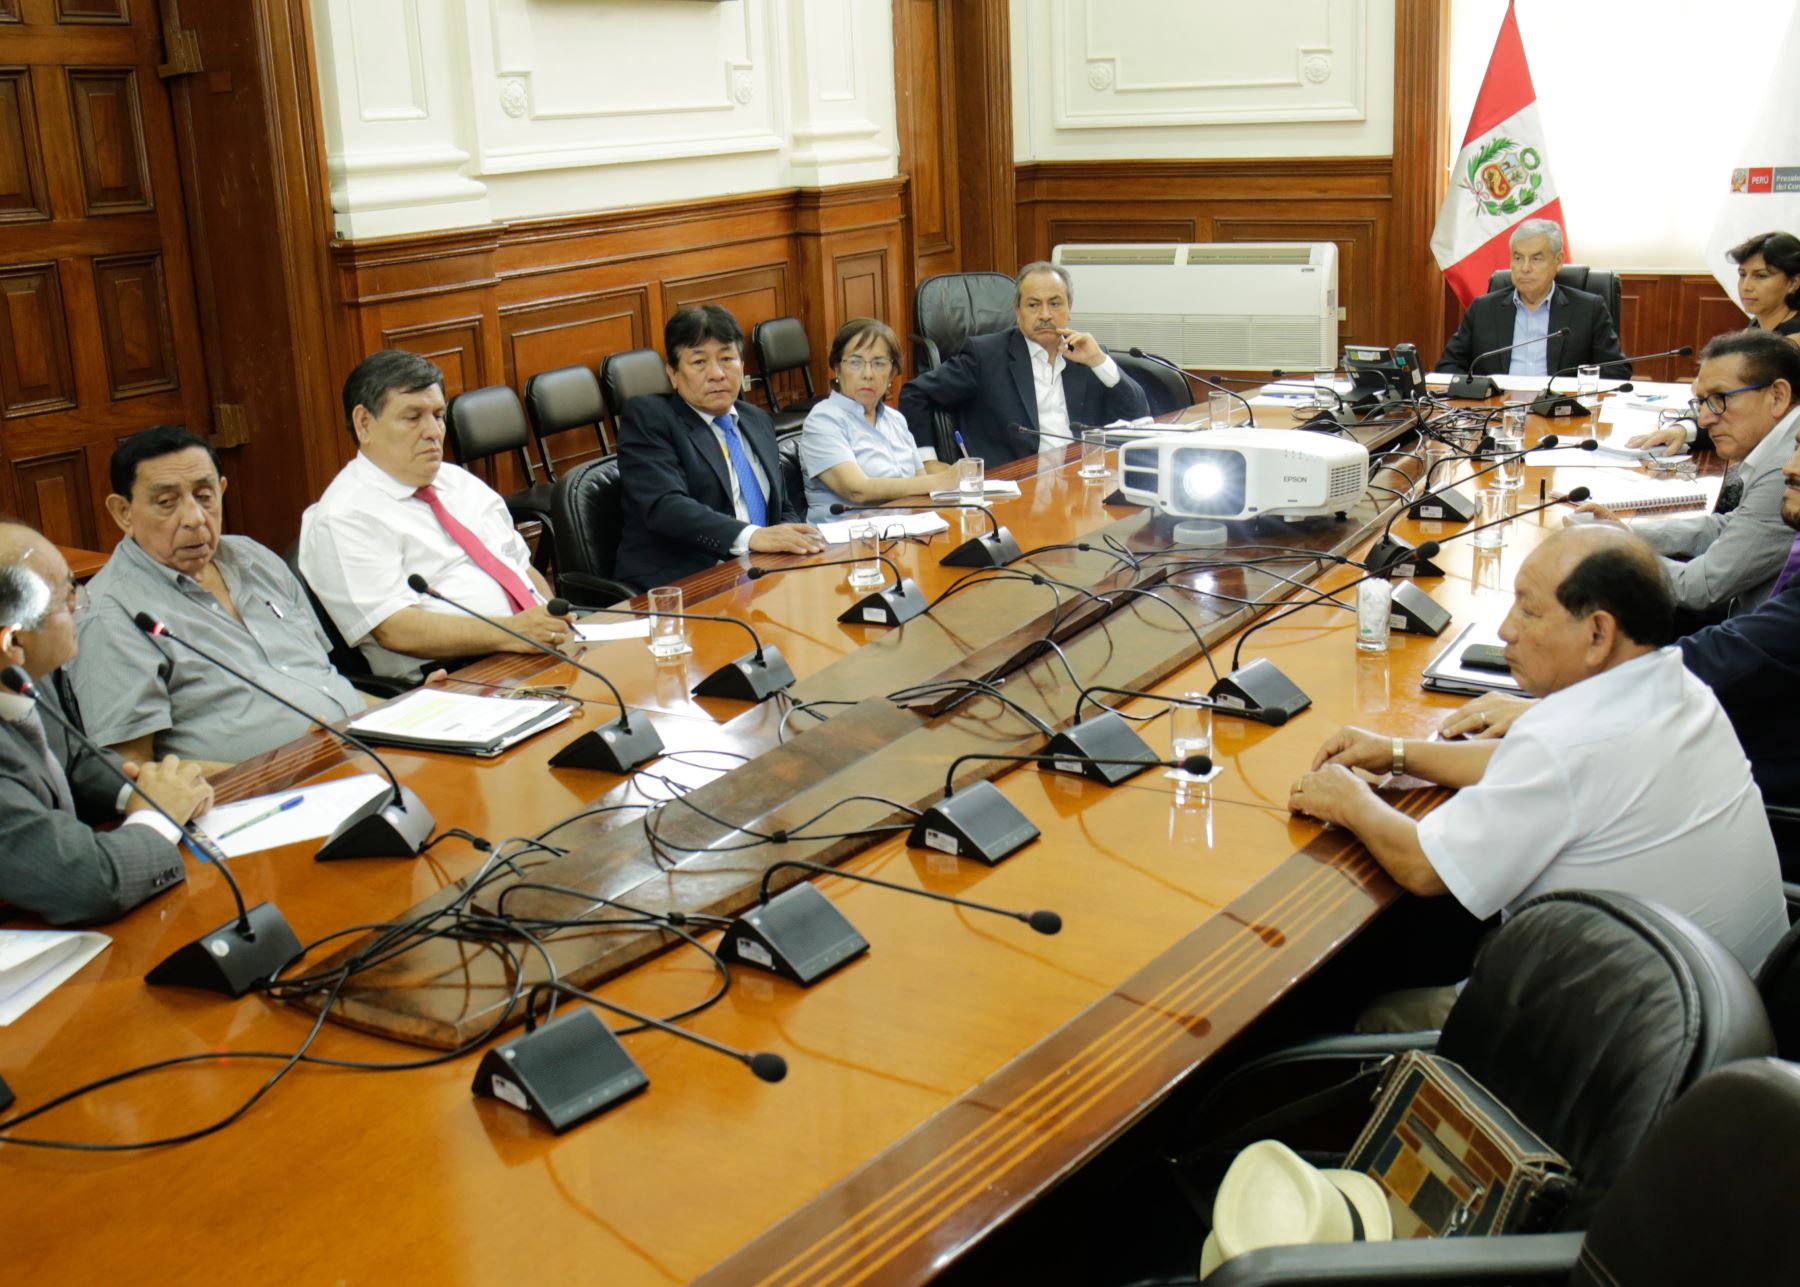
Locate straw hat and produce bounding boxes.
[1199,1139,1393,1278]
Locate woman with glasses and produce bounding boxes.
[799,318,948,522]
[1730,231,1800,339]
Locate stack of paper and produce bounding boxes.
[347,689,572,757]
[817,511,949,544]
[0,930,109,1025]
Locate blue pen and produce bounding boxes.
[954,430,968,457]
[216,794,305,841]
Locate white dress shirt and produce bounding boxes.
[1416,648,1785,973]
[299,454,539,678]
[1028,344,1122,446]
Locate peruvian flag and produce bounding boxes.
[1430,2,1568,307]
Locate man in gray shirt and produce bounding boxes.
[72,426,366,770]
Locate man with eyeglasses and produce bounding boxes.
[0,523,209,926]
[612,305,824,592]
[1573,329,1800,620]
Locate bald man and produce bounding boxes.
[1290,526,1785,999]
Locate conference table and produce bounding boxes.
[2,398,1697,1283]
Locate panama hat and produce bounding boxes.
[1199,1139,1393,1278]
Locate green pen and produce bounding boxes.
[216,794,305,841]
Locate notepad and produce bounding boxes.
[347,689,573,757]
[0,930,109,1025]
[1553,477,1709,515]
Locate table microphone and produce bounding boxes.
[718,857,1063,986]
[1366,434,1571,576]
[0,664,302,998]
[1532,345,1692,417]
[828,501,1022,569]
[745,554,929,627]
[1444,328,1572,398]
[549,597,795,702]
[1127,348,1257,426]
[474,980,787,1133]
[405,575,663,772]
[133,613,435,862]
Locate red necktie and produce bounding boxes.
[413,484,535,614]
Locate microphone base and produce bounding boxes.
[1039,713,1160,785]
[1390,581,1453,636]
[940,527,1023,568]
[548,712,665,773]
[691,645,796,702]
[837,577,929,628]
[1407,486,1478,523]
[1531,393,1592,418]
[472,1009,648,1134]
[1208,657,1311,727]
[316,784,436,861]
[1302,407,1363,431]
[0,1071,11,1113]
[908,781,1041,865]
[1363,533,1446,579]
[144,900,304,998]
[1446,374,1501,399]
[720,882,870,986]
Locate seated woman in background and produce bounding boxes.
[800,318,947,523]
[1731,230,1800,338]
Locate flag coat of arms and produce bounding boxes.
[1431,2,1568,307]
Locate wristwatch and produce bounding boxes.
[1391,737,1406,777]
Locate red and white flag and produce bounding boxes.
[1430,2,1568,307]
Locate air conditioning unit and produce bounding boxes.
[1052,242,1338,372]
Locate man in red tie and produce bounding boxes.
[300,350,573,679]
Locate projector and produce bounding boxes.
[1116,428,1370,524]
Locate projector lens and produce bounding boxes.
[1170,447,1247,517]
[1182,462,1224,498]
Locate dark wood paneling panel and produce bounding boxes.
[383,316,485,401]
[893,0,959,284]
[66,67,152,214]
[91,250,178,396]
[0,1,20,22]
[1389,1,1452,357]
[500,288,647,388]
[835,248,885,323]
[13,448,95,547]
[0,68,49,222]
[1217,216,1382,348]
[1047,218,1198,247]
[0,261,75,415]
[663,264,789,340]
[55,0,131,22]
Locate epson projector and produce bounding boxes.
[1117,430,1369,533]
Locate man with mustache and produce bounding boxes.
[899,262,1149,466]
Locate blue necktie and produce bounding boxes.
[718,412,767,526]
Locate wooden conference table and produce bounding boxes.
[2,404,1658,1283]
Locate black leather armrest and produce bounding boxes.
[911,333,942,375]
[1205,1230,1585,1285]
[556,570,636,608]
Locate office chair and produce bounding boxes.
[1114,350,1194,418]
[281,542,417,699]
[599,348,675,446]
[550,455,636,606]
[524,364,611,468]
[751,316,820,433]
[444,384,556,574]
[776,428,805,511]
[911,271,1017,375]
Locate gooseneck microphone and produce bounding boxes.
[828,501,1022,569]
[526,981,786,1080]
[132,613,435,862]
[746,554,930,627]
[1366,434,1571,576]
[755,859,1062,934]
[0,664,302,998]
[1426,484,1591,551]
[550,597,795,702]
[1445,328,1572,398]
[1532,345,1692,417]
[406,575,663,772]
[1128,348,1257,427]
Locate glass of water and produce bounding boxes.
[1170,696,1214,779]
[647,586,690,658]
[1473,487,1510,548]
[1208,391,1233,429]
[848,523,883,587]
[1577,364,1601,397]
[957,455,984,499]
[1312,367,1337,409]
[1079,429,1109,479]
[1356,578,1392,653]
[1492,430,1525,490]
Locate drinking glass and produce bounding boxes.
[1079,429,1109,479]
[1208,391,1233,429]
[648,586,690,658]
[1170,698,1214,780]
[1473,487,1510,548]
[957,455,984,498]
[1492,430,1525,490]
[1356,578,1392,653]
[848,523,883,587]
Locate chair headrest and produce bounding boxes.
[446,385,528,459]
[754,317,811,372]
[602,349,674,409]
[525,366,605,432]
[916,272,1018,358]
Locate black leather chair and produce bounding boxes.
[1182,891,1775,1285]
[524,364,611,468]
[550,455,635,607]
[1208,1057,1800,1286]
[1115,350,1193,418]
[1757,917,1800,1059]
[776,428,805,511]
[751,316,820,433]
[911,271,1016,374]
[599,348,674,446]
[1485,264,1624,328]
[281,541,415,699]
[444,385,556,574]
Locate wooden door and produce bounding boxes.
[0,0,210,553]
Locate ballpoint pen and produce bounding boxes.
[215,794,305,841]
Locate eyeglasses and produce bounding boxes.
[840,356,894,374]
[48,579,88,618]
[1689,383,1769,418]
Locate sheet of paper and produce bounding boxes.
[194,773,391,859]
[1424,373,1626,394]
[1524,444,1683,468]
[574,619,650,642]
[347,689,562,745]
[817,511,949,545]
[929,480,1021,501]
[0,930,110,1025]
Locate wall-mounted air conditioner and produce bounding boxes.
[1051,243,1338,372]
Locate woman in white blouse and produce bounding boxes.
[799,319,948,522]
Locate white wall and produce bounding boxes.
[1010,0,1396,161]
[1448,0,1799,273]
[312,0,901,239]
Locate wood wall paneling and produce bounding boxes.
[13,446,95,547]
[893,0,960,287]
[381,315,487,404]
[66,67,152,214]
[91,250,178,397]
[1387,0,1452,356]
[500,286,647,469]
[0,261,75,414]
[0,68,50,222]
[0,1,20,23]
[54,0,130,23]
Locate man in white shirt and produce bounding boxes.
[300,350,573,679]
[1288,524,1785,987]
[898,262,1149,465]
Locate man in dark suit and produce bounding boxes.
[1435,219,1629,378]
[613,306,824,591]
[0,524,209,926]
[899,262,1150,465]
